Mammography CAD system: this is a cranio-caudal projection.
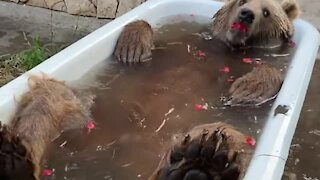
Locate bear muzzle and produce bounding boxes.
[239,8,255,24]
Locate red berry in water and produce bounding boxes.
[86,120,95,130]
[196,50,206,57]
[194,104,203,111]
[220,66,230,73]
[43,169,53,176]
[242,58,253,64]
[246,137,256,147]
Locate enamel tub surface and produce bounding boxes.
[0,0,319,179]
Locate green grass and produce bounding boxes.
[19,36,49,70]
[0,36,59,87]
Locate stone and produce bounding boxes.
[97,0,117,18]
[25,0,66,12]
[9,0,27,3]
[9,0,146,19]
[24,0,45,9]
[65,0,97,17]
[116,0,143,17]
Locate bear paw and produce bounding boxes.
[225,64,283,106]
[114,20,153,63]
[149,123,252,180]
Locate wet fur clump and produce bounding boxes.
[148,122,253,180]
[0,75,94,180]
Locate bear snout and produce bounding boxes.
[239,8,255,24]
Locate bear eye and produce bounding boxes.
[239,0,246,6]
[263,8,270,17]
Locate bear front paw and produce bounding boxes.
[114,20,153,63]
[149,123,252,180]
[225,64,283,106]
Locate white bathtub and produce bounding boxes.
[0,0,319,179]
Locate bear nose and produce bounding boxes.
[239,9,255,24]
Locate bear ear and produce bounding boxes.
[281,0,300,21]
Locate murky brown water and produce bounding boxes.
[43,15,294,180]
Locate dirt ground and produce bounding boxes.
[0,1,107,55]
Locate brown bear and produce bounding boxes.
[112,0,300,178]
[114,0,300,106]
[148,122,253,180]
[0,75,94,180]
[212,0,300,46]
